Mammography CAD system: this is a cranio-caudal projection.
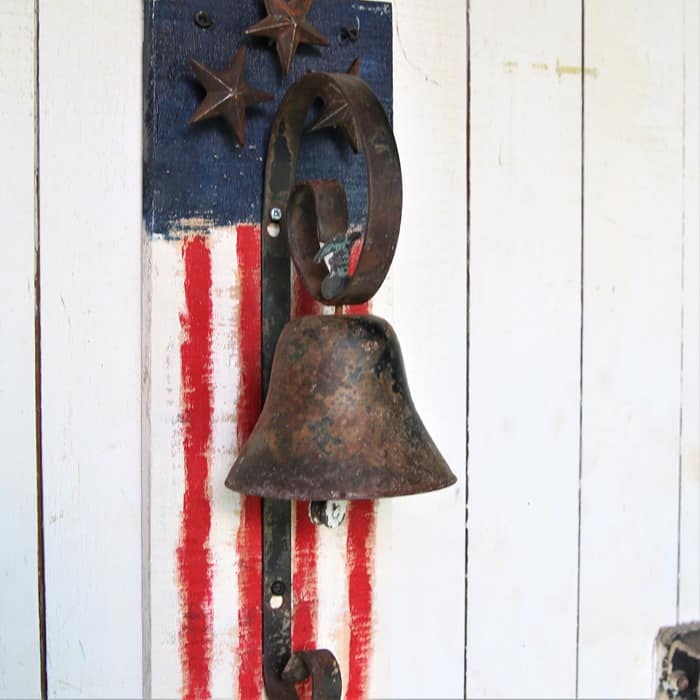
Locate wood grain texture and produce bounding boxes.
[38,1,143,695]
[578,1,685,696]
[467,2,582,696]
[388,0,467,696]
[0,1,42,696]
[678,0,700,624]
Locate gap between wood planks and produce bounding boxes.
[575,1,585,696]
[464,0,471,698]
[33,0,48,695]
[674,0,688,625]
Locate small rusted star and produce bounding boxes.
[309,59,362,152]
[245,0,330,75]
[189,46,273,145]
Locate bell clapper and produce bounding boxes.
[309,500,347,528]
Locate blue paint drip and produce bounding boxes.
[144,0,393,239]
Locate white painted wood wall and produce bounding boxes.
[1,0,698,697]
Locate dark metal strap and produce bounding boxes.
[262,71,402,306]
[283,650,343,700]
[262,499,297,700]
[261,71,357,700]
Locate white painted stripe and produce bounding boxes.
[149,236,186,698]
[579,1,685,695]
[209,226,243,697]
[315,515,351,695]
[0,1,41,696]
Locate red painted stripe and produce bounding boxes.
[345,301,370,316]
[235,224,264,700]
[346,500,376,700]
[292,267,322,318]
[178,235,214,700]
[292,501,318,700]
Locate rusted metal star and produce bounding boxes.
[245,0,330,75]
[189,46,273,145]
[309,59,362,152]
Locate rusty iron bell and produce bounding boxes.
[226,314,456,499]
[225,69,456,501]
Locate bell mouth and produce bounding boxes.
[225,314,456,500]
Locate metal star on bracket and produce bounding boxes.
[245,0,330,75]
[309,59,362,152]
[189,46,273,145]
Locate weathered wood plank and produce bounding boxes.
[678,0,700,624]
[578,1,685,695]
[38,1,144,695]
[387,0,467,697]
[0,1,42,697]
[467,1,582,696]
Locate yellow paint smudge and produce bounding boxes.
[556,58,599,78]
[503,61,518,73]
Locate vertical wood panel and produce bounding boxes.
[467,2,582,696]
[38,1,143,695]
[678,0,700,623]
[389,0,467,696]
[0,1,42,697]
[578,2,685,696]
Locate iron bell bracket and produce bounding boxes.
[259,70,402,699]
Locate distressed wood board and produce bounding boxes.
[467,2,582,696]
[578,2,687,696]
[145,2,463,698]
[0,1,42,696]
[37,1,144,696]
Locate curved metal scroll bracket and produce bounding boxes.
[263,71,402,306]
[282,650,343,700]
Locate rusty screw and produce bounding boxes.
[309,500,346,528]
[194,11,212,29]
[270,580,286,596]
[671,670,690,693]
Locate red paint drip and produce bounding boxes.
[346,500,376,700]
[235,224,264,700]
[177,235,214,700]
